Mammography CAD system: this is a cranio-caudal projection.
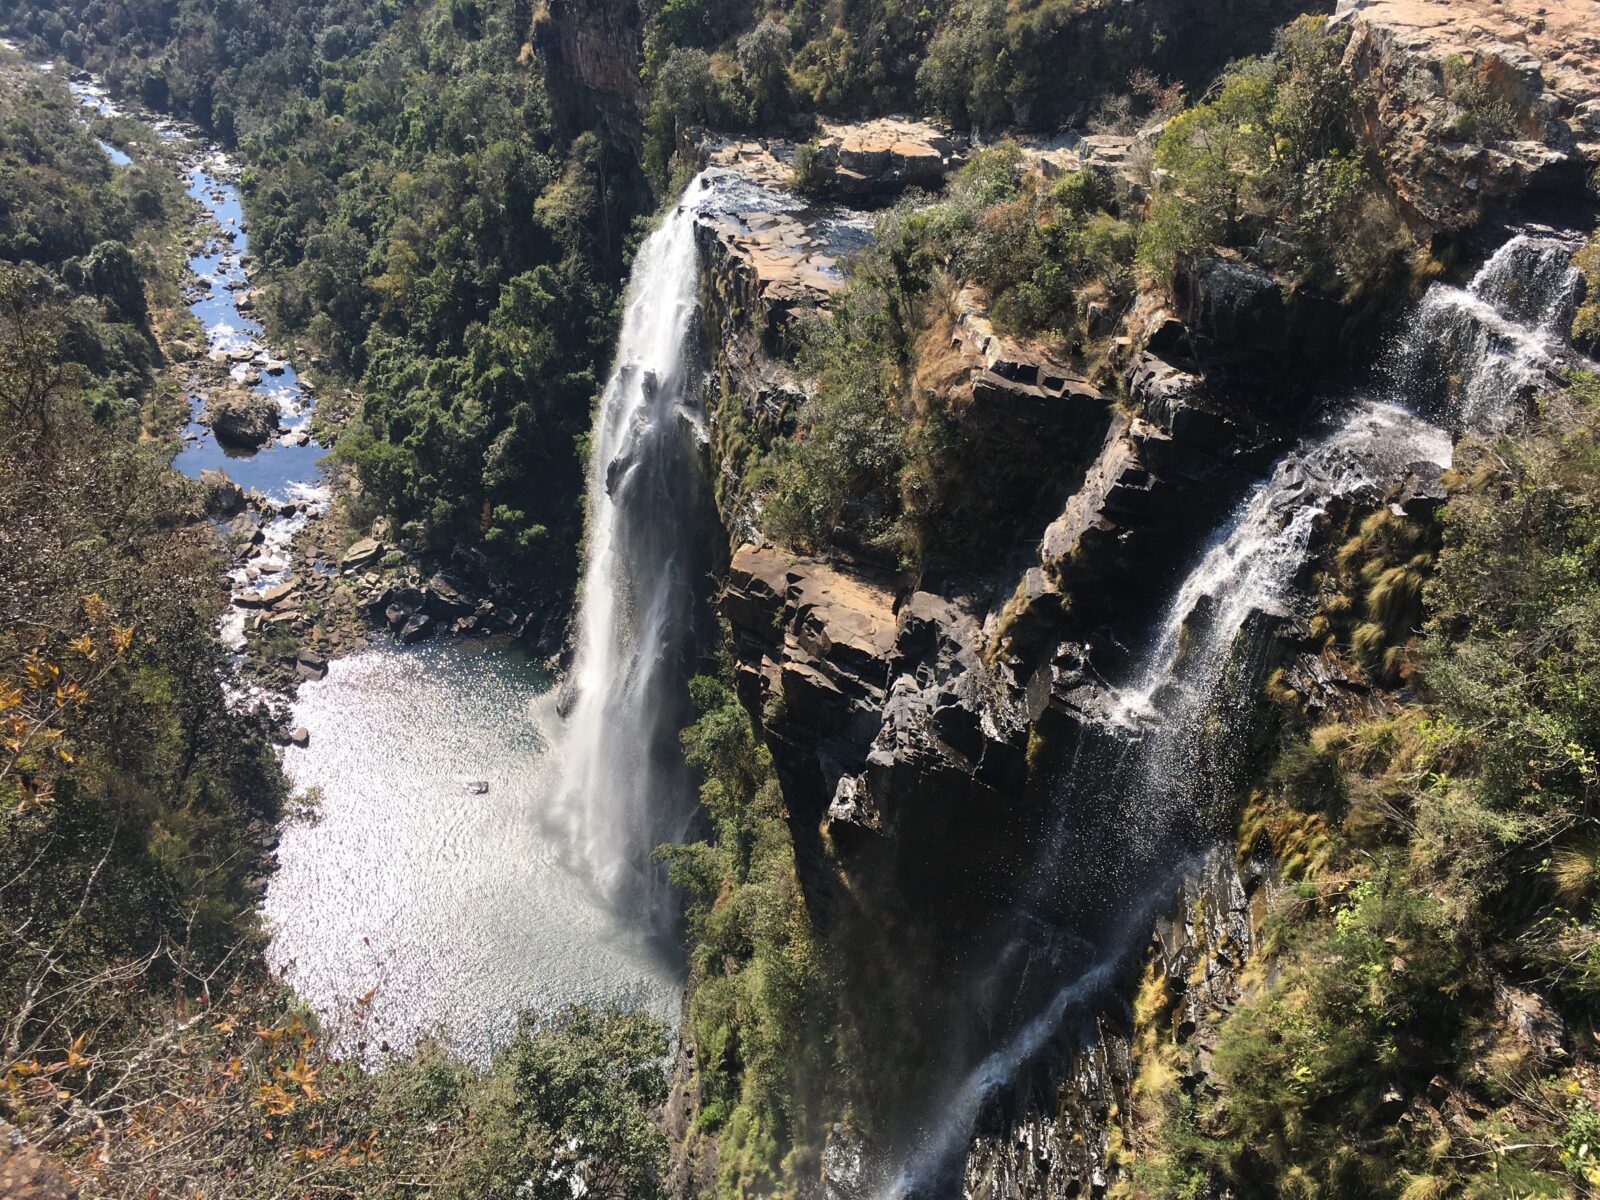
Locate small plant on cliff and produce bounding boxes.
[1573,231,1600,352]
[1441,52,1520,144]
[789,138,833,196]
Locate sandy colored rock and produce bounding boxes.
[0,1123,76,1200]
[1336,0,1600,231]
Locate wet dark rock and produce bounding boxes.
[399,613,435,644]
[964,851,1263,1198]
[424,574,475,620]
[205,389,281,450]
[821,1124,874,1200]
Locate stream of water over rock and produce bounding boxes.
[884,233,1587,1198]
[547,177,712,925]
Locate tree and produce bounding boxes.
[736,18,791,125]
[0,265,81,435]
[461,1006,671,1200]
[916,0,1008,130]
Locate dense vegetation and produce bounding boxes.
[4,0,1595,1196]
[1139,16,1411,301]
[6,0,650,597]
[759,144,1143,564]
[0,56,677,1199]
[754,17,1417,573]
[1126,371,1600,1198]
[665,674,830,1195]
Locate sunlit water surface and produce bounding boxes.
[265,641,683,1060]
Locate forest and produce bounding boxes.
[2,0,1599,1196]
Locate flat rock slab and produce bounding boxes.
[234,576,299,609]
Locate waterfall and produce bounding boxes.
[1120,404,1449,729]
[554,177,709,921]
[883,235,1585,1197]
[1392,234,1582,430]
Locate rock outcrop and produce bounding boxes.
[723,546,899,817]
[694,205,854,350]
[534,0,644,142]
[1337,0,1600,236]
[690,118,964,200]
[963,852,1267,1200]
[204,388,280,449]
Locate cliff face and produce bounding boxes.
[1337,0,1600,238]
[534,0,644,148]
[681,0,1598,1191]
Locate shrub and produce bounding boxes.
[1441,53,1519,143]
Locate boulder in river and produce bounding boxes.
[235,576,299,609]
[198,469,245,517]
[424,574,475,620]
[205,389,281,450]
[399,613,435,644]
[288,726,310,748]
[294,648,328,681]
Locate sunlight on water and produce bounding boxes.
[265,641,683,1061]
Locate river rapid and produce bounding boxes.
[24,48,683,1059]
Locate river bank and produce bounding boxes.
[19,50,688,1056]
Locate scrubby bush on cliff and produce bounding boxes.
[761,144,1136,562]
[1126,372,1600,1198]
[1573,232,1600,352]
[664,675,828,1196]
[1441,52,1521,144]
[760,298,908,556]
[644,46,718,181]
[916,0,1009,130]
[1141,16,1410,301]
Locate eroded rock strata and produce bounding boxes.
[684,0,1600,1189]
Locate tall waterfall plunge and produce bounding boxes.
[554,178,711,923]
[884,234,1587,1198]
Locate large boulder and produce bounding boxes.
[198,468,245,517]
[205,388,280,450]
[339,536,384,571]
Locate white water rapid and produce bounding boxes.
[884,233,1587,1198]
[553,177,711,921]
[1395,233,1583,429]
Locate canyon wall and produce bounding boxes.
[684,0,1598,1191]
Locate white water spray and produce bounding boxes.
[1118,402,1451,725]
[554,178,710,919]
[884,234,1585,1197]
[1395,234,1582,429]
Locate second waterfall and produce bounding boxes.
[555,177,711,923]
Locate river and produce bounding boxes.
[34,48,683,1058]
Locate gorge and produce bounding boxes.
[2,0,1600,1197]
